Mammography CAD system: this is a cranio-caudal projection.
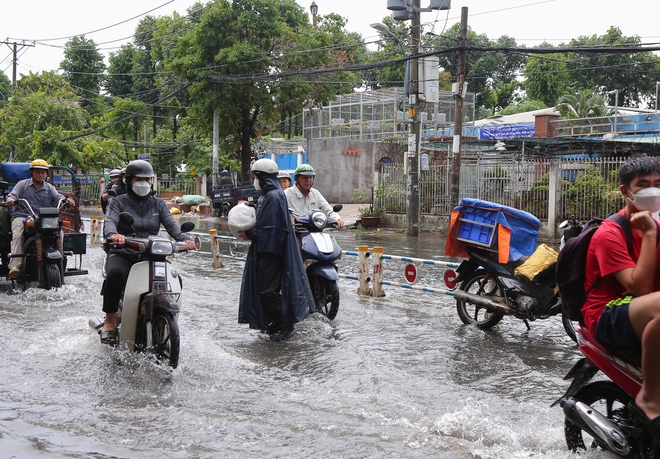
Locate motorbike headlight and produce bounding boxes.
[151,240,174,256]
[312,211,327,229]
[41,217,60,229]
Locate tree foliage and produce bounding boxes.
[60,36,106,111]
[0,72,122,169]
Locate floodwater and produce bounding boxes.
[1,223,600,458]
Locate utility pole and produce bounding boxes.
[406,0,421,236]
[1,41,35,85]
[449,7,468,210]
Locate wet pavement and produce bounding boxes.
[0,221,591,458]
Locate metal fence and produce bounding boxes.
[79,174,103,205]
[157,177,198,195]
[378,156,627,222]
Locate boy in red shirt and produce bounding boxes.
[582,156,660,433]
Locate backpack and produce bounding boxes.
[557,213,634,322]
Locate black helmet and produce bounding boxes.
[125,160,154,195]
[125,160,154,180]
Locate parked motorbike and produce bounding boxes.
[1,197,71,289]
[294,204,343,320]
[449,204,583,342]
[89,213,194,369]
[559,214,583,250]
[553,326,658,456]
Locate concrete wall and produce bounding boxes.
[307,139,380,204]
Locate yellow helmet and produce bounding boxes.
[29,159,49,171]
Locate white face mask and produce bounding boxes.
[627,187,660,213]
[253,178,261,191]
[133,181,151,197]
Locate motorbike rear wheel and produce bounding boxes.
[564,381,638,454]
[456,270,504,329]
[311,276,339,320]
[44,262,62,290]
[562,317,578,343]
[152,311,180,369]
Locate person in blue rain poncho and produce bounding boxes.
[237,158,315,341]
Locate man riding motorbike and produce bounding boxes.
[100,160,195,345]
[101,168,126,214]
[284,164,344,228]
[5,159,73,280]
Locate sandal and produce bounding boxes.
[100,329,117,345]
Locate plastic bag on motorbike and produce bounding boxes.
[514,243,558,281]
[227,204,256,238]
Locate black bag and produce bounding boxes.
[557,213,633,322]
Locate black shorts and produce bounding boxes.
[594,295,640,350]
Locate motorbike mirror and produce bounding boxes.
[119,212,135,226]
[108,189,117,197]
[333,204,343,212]
[180,221,195,233]
[559,220,569,229]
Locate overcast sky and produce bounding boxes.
[2,0,659,82]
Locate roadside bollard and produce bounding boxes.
[357,245,371,295]
[372,247,385,297]
[210,229,223,268]
[90,216,103,245]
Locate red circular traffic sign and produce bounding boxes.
[404,263,417,284]
[444,269,457,290]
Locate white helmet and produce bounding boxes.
[251,158,278,175]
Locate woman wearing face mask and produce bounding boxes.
[99,160,195,345]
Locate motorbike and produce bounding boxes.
[559,214,584,250]
[1,197,71,289]
[89,212,194,369]
[554,326,658,456]
[294,204,343,320]
[448,202,580,341]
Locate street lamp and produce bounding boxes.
[655,81,659,113]
[370,22,409,98]
[310,1,318,27]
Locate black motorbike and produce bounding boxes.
[2,197,70,289]
[294,204,343,320]
[451,242,577,341]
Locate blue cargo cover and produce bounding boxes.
[454,198,540,261]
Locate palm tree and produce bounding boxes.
[556,90,610,119]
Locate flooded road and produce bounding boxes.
[1,225,596,458]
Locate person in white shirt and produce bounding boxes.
[284,164,344,228]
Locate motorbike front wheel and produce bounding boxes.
[44,262,62,290]
[456,270,504,329]
[564,381,636,454]
[152,311,180,369]
[311,276,339,320]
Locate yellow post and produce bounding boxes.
[210,229,223,268]
[372,247,385,297]
[357,245,371,295]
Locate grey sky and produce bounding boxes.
[2,0,659,81]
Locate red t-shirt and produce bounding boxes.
[582,211,660,335]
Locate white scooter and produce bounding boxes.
[90,213,194,369]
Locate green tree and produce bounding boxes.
[60,36,106,111]
[426,26,527,112]
[556,89,610,119]
[106,44,137,98]
[566,27,660,107]
[0,71,10,108]
[0,72,121,169]
[499,99,547,116]
[521,43,570,106]
[167,0,362,181]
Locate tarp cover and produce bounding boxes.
[445,198,540,263]
[1,162,31,182]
